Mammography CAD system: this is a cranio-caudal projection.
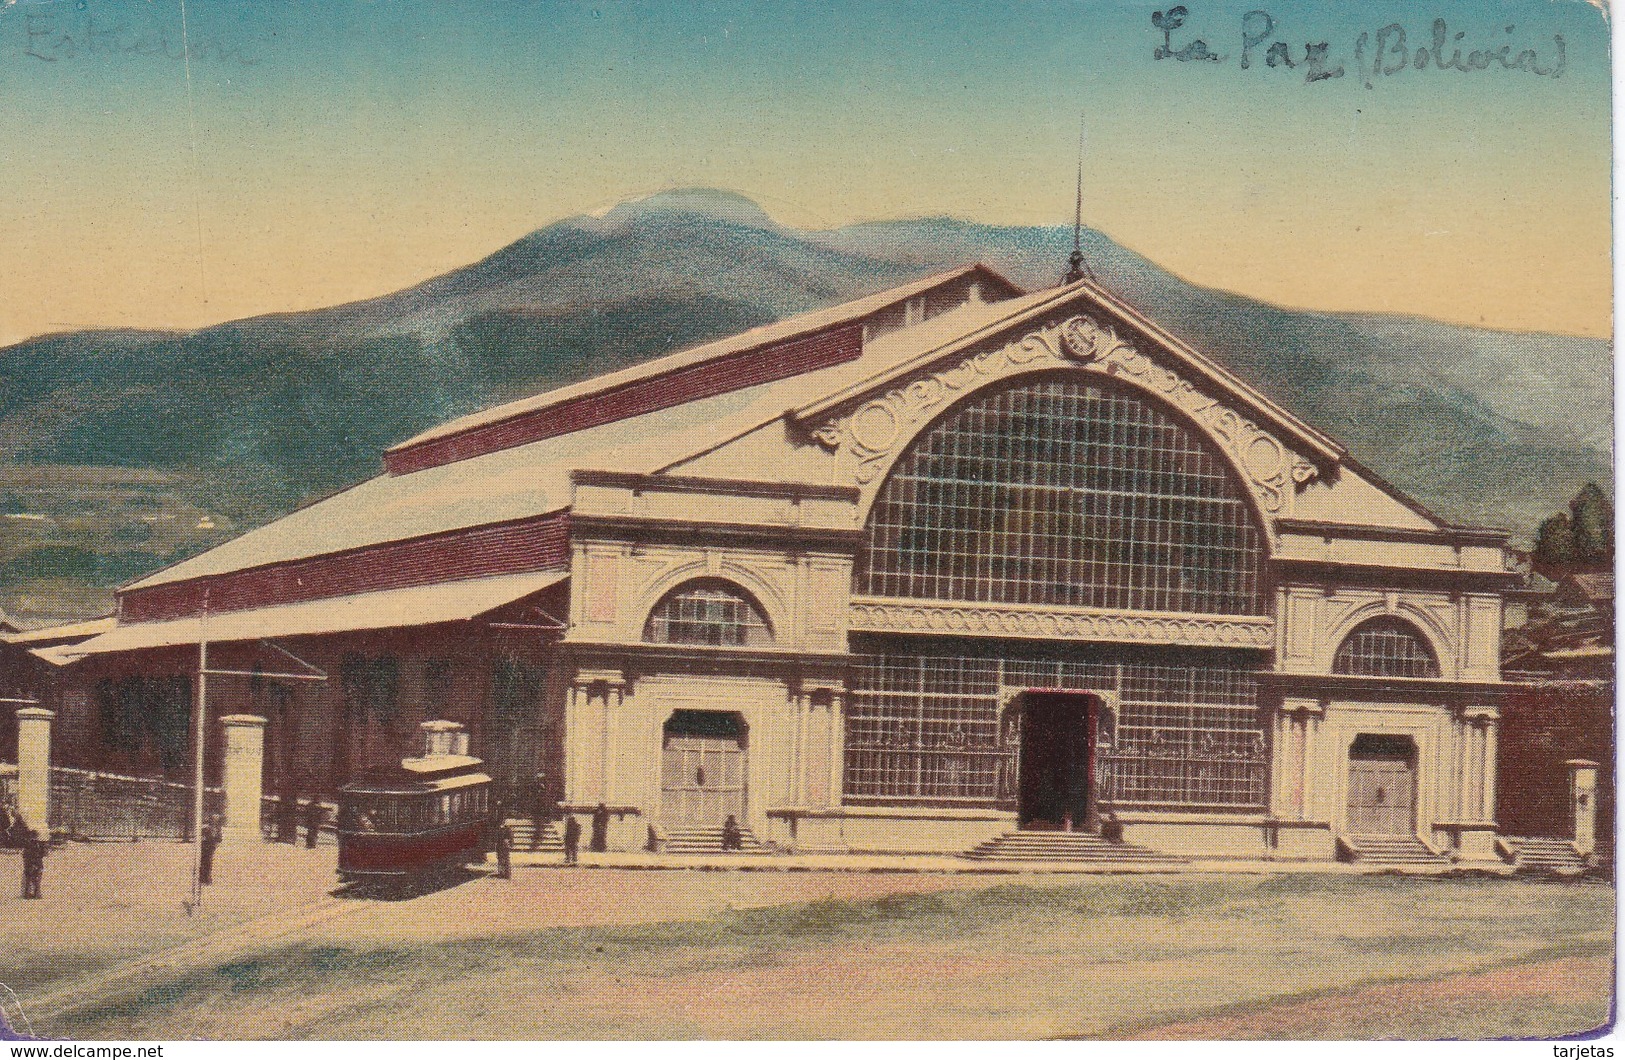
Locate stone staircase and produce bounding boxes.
[1502,836,1589,875]
[1339,833,1452,867]
[504,819,563,852]
[660,825,771,854]
[962,830,1186,865]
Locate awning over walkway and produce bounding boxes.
[54,570,570,660]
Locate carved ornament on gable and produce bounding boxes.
[810,314,1320,517]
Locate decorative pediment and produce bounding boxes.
[810,314,1320,526]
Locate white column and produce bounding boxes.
[1474,720,1490,819]
[1568,759,1600,856]
[793,691,809,807]
[1268,708,1288,818]
[1479,718,1499,822]
[219,714,267,846]
[1456,715,1469,822]
[1279,698,1322,821]
[563,683,582,805]
[601,683,622,804]
[827,692,844,806]
[15,707,54,836]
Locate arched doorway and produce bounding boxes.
[1016,691,1104,830]
[1346,733,1418,835]
[660,710,747,827]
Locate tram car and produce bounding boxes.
[337,720,494,884]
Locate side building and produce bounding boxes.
[30,265,1517,859]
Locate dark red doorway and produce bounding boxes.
[1017,692,1098,830]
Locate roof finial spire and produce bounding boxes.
[1063,115,1094,285]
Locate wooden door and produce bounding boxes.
[661,734,746,826]
[1347,754,1416,834]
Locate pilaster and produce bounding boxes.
[219,714,268,846]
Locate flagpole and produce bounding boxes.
[190,590,210,913]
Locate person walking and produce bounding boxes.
[302,794,325,849]
[20,827,45,899]
[200,814,221,886]
[589,802,610,853]
[562,814,581,865]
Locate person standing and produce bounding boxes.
[589,802,610,853]
[275,782,300,844]
[491,801,512,880]
[562,814,581,865]
[200,814,221,886]
[529,775,552,852]
[721,814,743,852]
[20,827,45,899]
[302,795,325,849]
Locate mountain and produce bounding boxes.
[0,189,1609,622]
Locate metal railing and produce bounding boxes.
[1098,750,1267,810]
[47,766,222,841]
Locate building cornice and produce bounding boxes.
[1270,558,1520,590]
[848,596,1274,649]
[1274,518,1510,547]
[1260,671,1513,697]
[568,514,861,552]
[564,640,853,670]
[571,470,859,503]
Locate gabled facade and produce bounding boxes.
[42,265,1517,861]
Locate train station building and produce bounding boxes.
[23,266,1518,861]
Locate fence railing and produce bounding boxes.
[47,766,223,841]
[1098,751,1267,810]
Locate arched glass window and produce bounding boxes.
[644,580,773,647]
[857,373,1266,614]
[1332,617,1440,678]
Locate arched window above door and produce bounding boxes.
[643,579,774,647]
[1332,617,1441,678]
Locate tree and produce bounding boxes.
[1533,484,1614,571]
[1534,512,1577,567]
[1570,482,1614,563]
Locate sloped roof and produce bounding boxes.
[390,264,1021,452]
[72,571,567,656]
[2,616,117,646]
[1563,571,1614,603]
[127,289,1043,589]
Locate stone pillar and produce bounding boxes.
[827,691,845,806]
[1277,698,1323,821]
[563,683,583,805]
[1568,759,1600,856]
[1480,716,1499,822]
[219,715,268,846]
[1453,706,1502,864]
[15,707,54,836]
[601,681,624,804]
[794,690,810,808]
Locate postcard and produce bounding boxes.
[0,0,1613,1044]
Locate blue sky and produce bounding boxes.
[0,0,1610,341]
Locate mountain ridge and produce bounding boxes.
[0,188,1608,622]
